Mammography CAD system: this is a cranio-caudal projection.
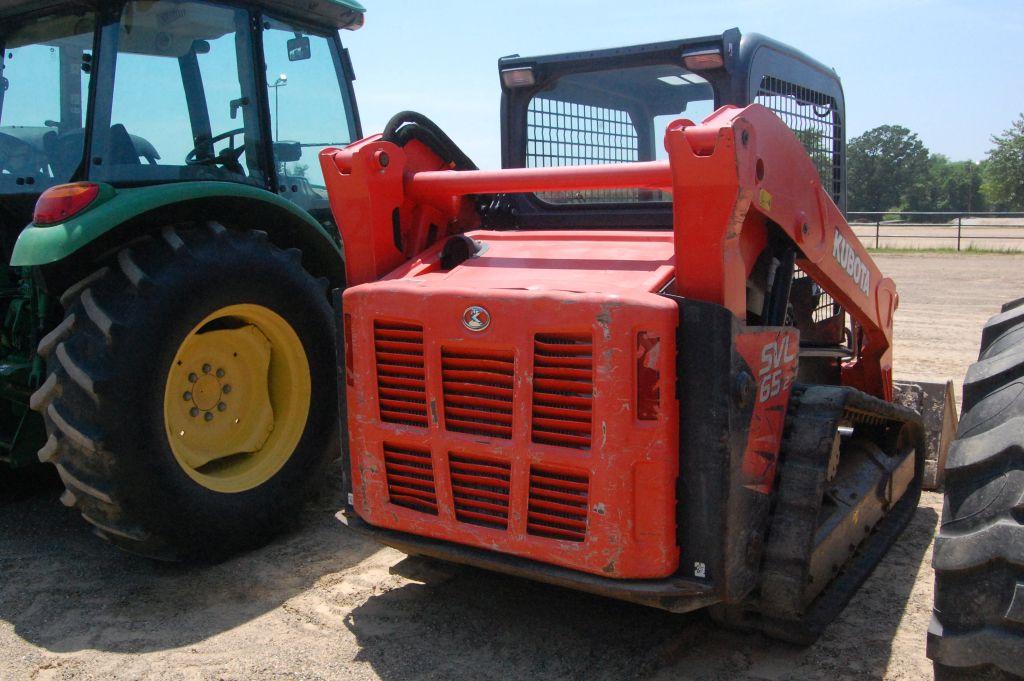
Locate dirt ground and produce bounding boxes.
[1,253,1022,681]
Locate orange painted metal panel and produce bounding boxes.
[343,231,680,578]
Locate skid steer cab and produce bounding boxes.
[0,0,364,559]
[322,30,954,643]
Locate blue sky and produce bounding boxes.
[343,0,1024,169]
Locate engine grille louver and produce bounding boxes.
[371,322,595,543]
[441,347,515,439]
[449,453,511,529]
[527,466,589,542]
[531,334,594,449]
[374,321,428,427]
[383,443,437,514]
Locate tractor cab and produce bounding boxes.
[0,0,363,237]
[0,0,365,559]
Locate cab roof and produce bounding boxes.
[497,29,838,92]
[0,0,366,31]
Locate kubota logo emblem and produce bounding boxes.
[462,306,490,331]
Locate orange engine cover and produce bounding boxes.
[344,230,681,578]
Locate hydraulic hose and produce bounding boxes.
[381,111,478,171]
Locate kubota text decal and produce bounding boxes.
[832,231,871,297]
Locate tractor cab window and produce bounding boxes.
[93,1,262,186]
[262,19,356,216]
[526,65,714,204]
[0,12,95,193]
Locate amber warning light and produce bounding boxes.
[682,48,724,71]
[33,182,101,226]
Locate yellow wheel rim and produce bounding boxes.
[163,304,311,493]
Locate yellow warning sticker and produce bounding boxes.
[759,188,773,211]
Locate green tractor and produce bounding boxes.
[0,0,364,558]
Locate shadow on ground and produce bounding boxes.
[344,504,939,681]
[1,452,939,678]
[0,461,378,655]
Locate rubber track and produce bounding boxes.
[752,385,924,643]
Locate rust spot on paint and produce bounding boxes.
[596,310,613,341]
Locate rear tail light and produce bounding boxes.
[636,332,661,420]
[33,182,102,226]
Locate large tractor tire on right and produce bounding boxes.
[929,299,1024,679]
[30,223,339,560]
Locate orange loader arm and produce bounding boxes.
[666,105,896,399]
[321,103,896,399]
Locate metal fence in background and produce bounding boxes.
[848,212,1024,251]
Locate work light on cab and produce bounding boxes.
[682,48,724,70]
[501,66,536,88]
[32,182,102,226]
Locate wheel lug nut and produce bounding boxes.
[217,402,227,412]
[202,364,211,374]
[183,391,192,401]
[223,385,232,394]
[204,412,214,422]
[190,407,199,417]
[216,368,225,378]
[188,373,198,383]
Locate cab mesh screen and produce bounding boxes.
[526,98,639,167]
[526,98,648,203]
[755,76,843,206]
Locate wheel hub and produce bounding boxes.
[163,303,310,494]
[190,372,223,412]
[166,324,275,471]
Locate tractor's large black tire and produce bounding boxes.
[928,299,1024,679]
[29,224,338,559]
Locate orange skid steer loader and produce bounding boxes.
[320,31,957,645]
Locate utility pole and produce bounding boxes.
[269,73,288,141]
[966,162,973,214]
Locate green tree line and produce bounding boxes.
[845,114,1024,215]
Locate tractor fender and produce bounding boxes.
[11,182,345,288]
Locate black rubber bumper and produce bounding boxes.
[337,508,718,614]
